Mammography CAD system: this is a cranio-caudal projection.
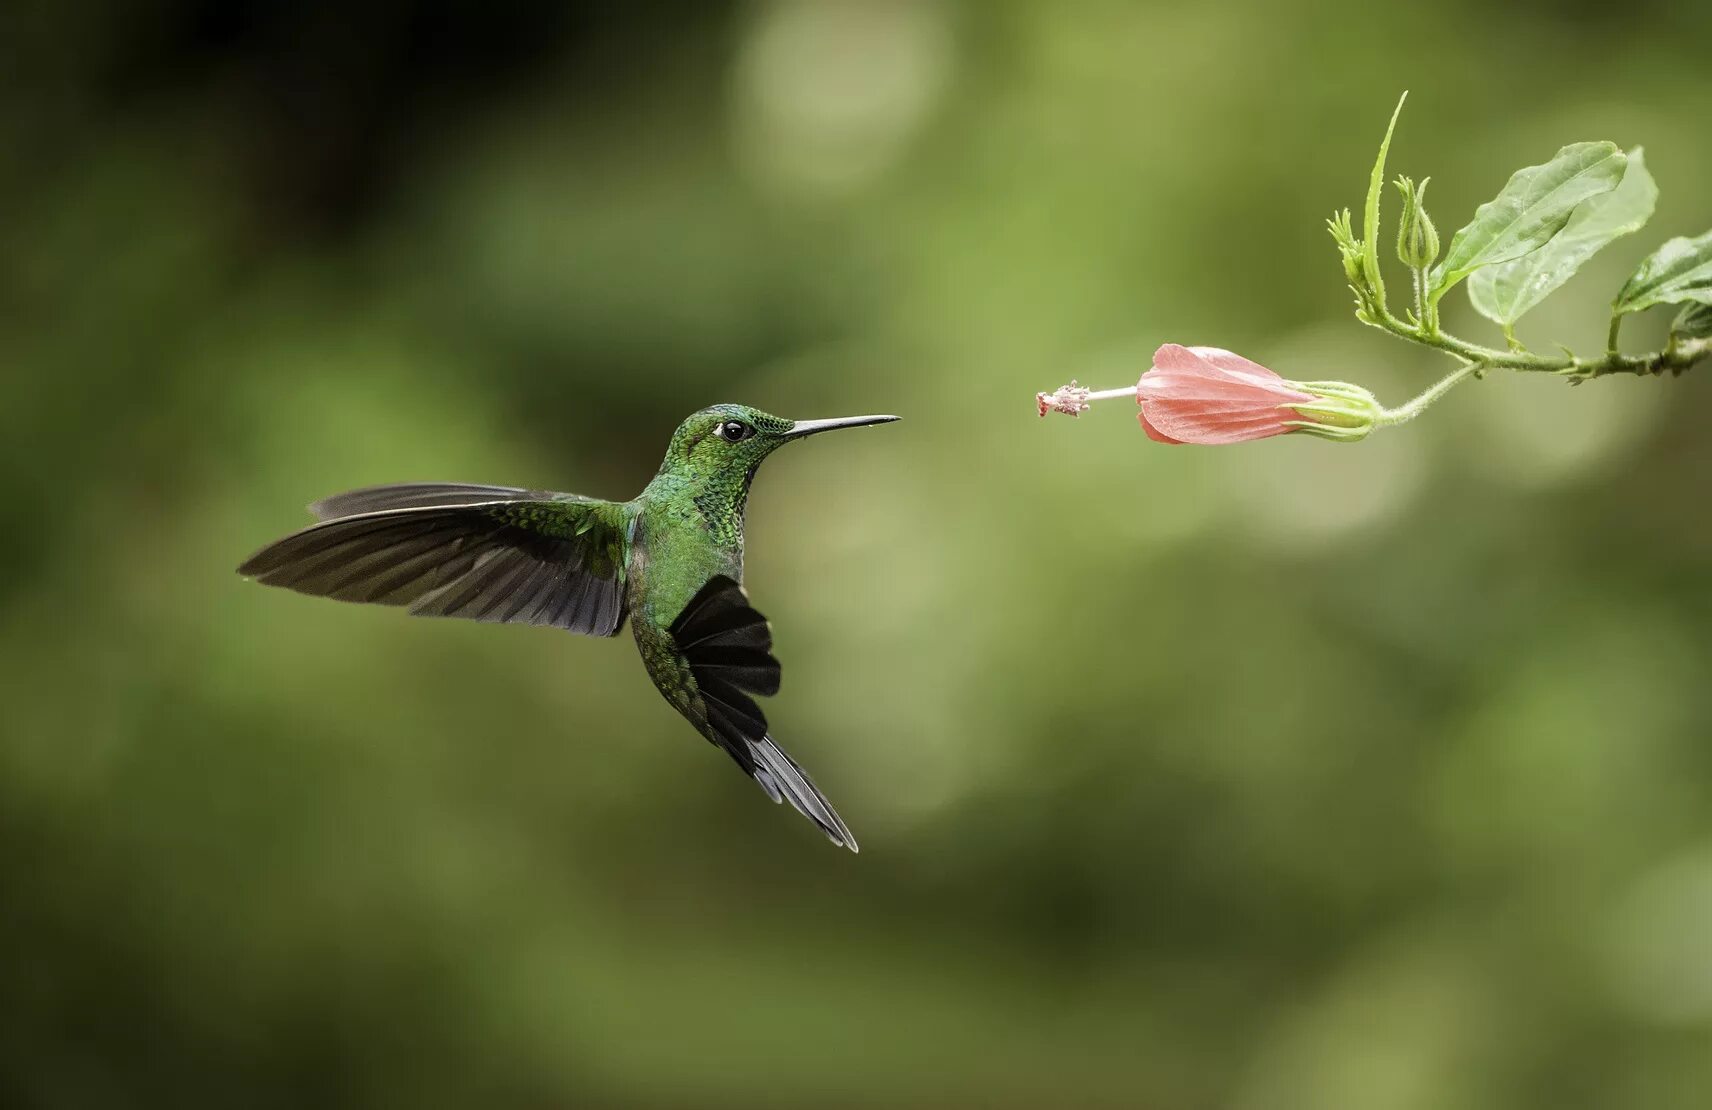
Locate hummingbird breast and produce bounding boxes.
[626,493,745,735]
[627,490,746,633]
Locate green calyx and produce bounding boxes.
[1281,380,1383,441]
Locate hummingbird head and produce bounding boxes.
[659,404,900,480]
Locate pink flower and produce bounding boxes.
[1135,344,1318,445]
[1033,346,1381,442]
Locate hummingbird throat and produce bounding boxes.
[686,464,759,548]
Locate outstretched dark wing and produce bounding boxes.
[668,576,856,851]
[238,490,630,636]
[308,482,586,520]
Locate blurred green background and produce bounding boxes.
[6,1,1712,1107]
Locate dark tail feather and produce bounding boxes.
[673,576,856,851]
[748,736,858,852]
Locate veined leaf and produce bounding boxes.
[1672,302,1712,341]
[1430,142,1627,299]
[1613,230,1712,315]
[1468,148,1656,326]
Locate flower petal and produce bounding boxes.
[1144,345,1312,403]
[1143,398,1299,444]
[1186,346,1282,380]
[1134,343,1317,443]
[1138,407,1183,443]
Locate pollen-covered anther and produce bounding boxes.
[1036,381,1092,418]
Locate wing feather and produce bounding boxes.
[239,495,630,637]
[309,482,584,520]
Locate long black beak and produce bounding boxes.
[784,414,900,439]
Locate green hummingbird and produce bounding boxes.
[237,404,898,851]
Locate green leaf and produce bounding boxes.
[1613,230,1712,315]
[1468,148,1656,326]
[1429,142,1627,300]
[1672,302,1712,341]
[1361,92,1408,307]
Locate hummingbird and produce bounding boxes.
[237,404,898,851]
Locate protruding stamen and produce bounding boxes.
[1036,380,1092,417]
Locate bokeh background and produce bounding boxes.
[6,1,1712,1107]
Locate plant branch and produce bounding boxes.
[1366,303,1706,380]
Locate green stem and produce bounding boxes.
[1368,304,1703,380]
[1606,312,1623,356]
[1376,363,1481,426]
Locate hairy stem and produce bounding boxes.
[1376,363,1481,425]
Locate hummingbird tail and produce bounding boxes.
[668,575,858,852]
[748,736,858,853]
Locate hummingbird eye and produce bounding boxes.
[715,420,755,443]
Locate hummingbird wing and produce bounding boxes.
[238,495,630,636]
[306,482,585,520]
[667,575,857,851]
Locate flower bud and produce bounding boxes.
[1340,245,1368,290]
[1327,208,1370,291]
[1394,175,1440,270]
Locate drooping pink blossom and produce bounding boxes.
[1135,344,1318,445]
[1035,345,1383,443]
